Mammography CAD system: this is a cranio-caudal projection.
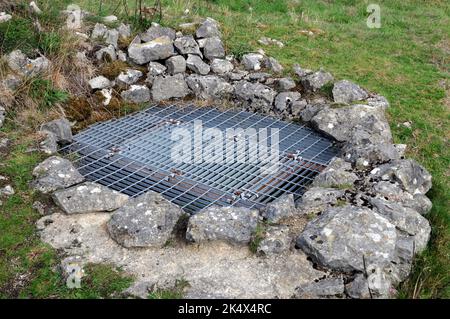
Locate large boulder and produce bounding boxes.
[53,182,129,214]
[234,80,277,113]
[186,74,233,100]
[296,206,397,272]
[332,80,368,104]
[312,158,358,189]
[370,159,432,195]
[32,156,84,194]
[311,104,392,146]
[151,74,189,102]
[186,206,259,245]
[40,118,73,144]
[107,191,185,248]
[128,36,175,65]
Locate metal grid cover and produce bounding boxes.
[62,104,338,213]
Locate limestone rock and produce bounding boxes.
[277,77,296,91]
[257,225,291,256]
[186,54,210,75]
[196,17,221,38]
[294,277,345,298]
[312,158,358,189]
[301,70,334,92]
[264,57,283,74]
[32,156,84,194]
[95,45,117,61]
[118,23,131,39]
[140,23,176,42]
[274,92,302,113]
[332,80,368,104]
[203,37,225,61]
[186,74,233,100]
[53,182,128,214]
[186,206,259,245]
[296,187,345,214]
[174,35,202,57]
[116,69,143,85]
[296,206,397,272]
[128,36,175,65]
[371,159,432,195]
[105,29,119,49]
[88,76,112,90]
[148,62,167,76]
[107,191,184,248]
[242,53,264,71]
[210,59,234,74]
[121,85,151,103]
[261,194,296,223]
[234,80,277,113]
[7,50,50,77]
[40,118,73,144]
[91,23,107,39]
[151,74,189,102]
[165,55,186,75]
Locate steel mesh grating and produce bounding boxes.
[61,104,339,213]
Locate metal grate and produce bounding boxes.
[61,104,339,213]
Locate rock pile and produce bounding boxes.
[26,14,434,299]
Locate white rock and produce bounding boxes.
[103,15,118,23]
[88,76,112,90]
[0,12,12,23]
[29,1,42,15]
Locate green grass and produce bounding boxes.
[0,0,448,299]
[29,78,69,110]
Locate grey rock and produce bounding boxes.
[297,206,397,272]
[0,185,14,196]
[103,15,118,24]
[140,23,176,42]
[116,69,143,85]
[7,50,50,77]
[88,76,112,90]
[296,187,345,214]
[312,157,358,188]
[370,198,431,252]
[293,64,313,78]
[196,17,221,38]
[367,94,390,110]
[0,106,5,128]
[264,57,283,74]
[277,78,296,91]
[117,23,131,39]
[257,225,291,256]
[186,74,233,100]
[332,80,368,104]
[40,118,73,144]
[274,92,302,113]
[210,59,234,74]
[234,80,277,113]
[32,156,84,194]
[39,131,58,155]
[301,70,334,92]
[0,138,10,153]
[186,54,210,75]
[118,50,127,61]
[121,85,151,103]
[165,55,186,75]
[91,23,107,39]
[95,45,117,61]
[53,182,128,214]
[128,36,175,65]
[105,29,119,48]
[343,143,400,167]
[371,159,432,195]
[107,191,185,248]
[148,62,167,76]
[261,194,296,223]
[203,37,225,61]
[2,74,22,90]
[299,102,328,122]
[294,277,344,298]
[186,206,259,245]
[227,70,248,81]
[311,104,392,146]
[242,53,264,71]
[151,74,189,102]
[0,13,12,23]
[174,35,202,57]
